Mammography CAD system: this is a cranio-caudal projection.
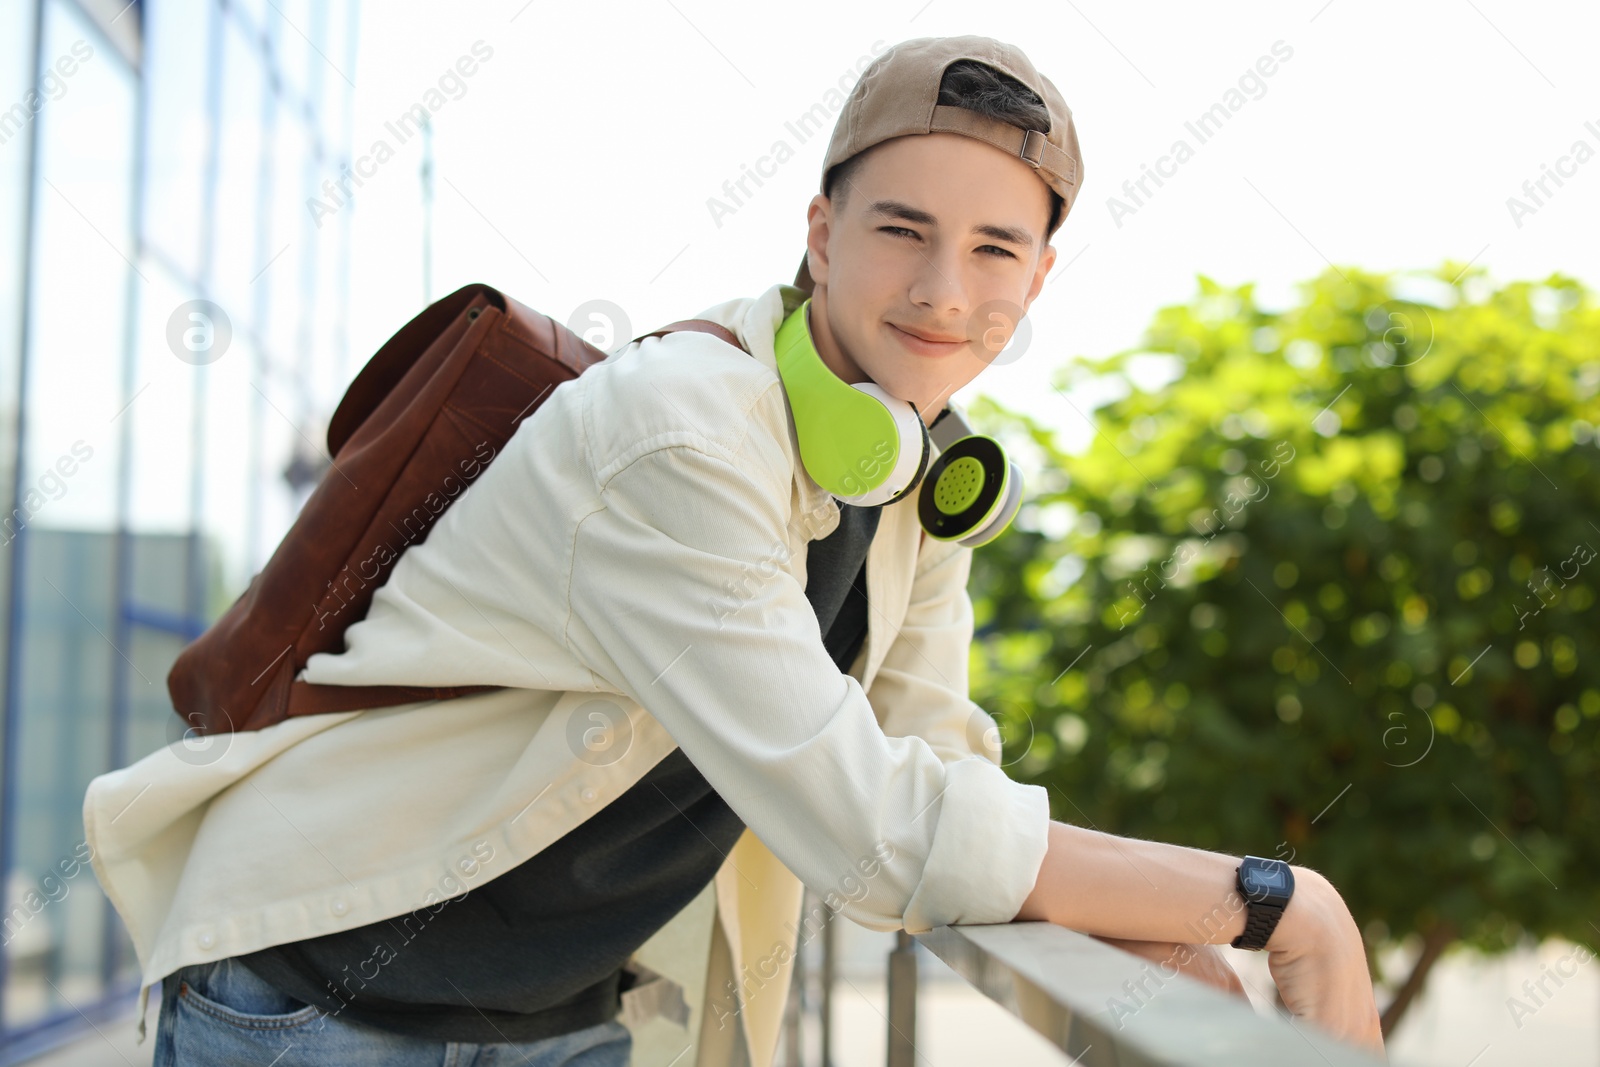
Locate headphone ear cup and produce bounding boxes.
[909,417,931,496]
[833,383,930,507]
[917,436,1021,546]
[956,458,1023,547]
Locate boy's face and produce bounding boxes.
[802,131,1059,424]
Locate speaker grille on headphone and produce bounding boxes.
[933,456,985,515]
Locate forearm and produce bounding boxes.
[1013,821,1384,1055]
[1014,819,1298,945]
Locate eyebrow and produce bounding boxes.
[865,199,1035,250]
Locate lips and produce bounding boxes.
[889,322,967,356]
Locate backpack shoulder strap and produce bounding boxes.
[631,319,749,354]
[284,677,504,720]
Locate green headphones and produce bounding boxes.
[773,298,1023,547]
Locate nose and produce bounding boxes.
[905,241,967,322]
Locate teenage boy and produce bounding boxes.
[84,34,1383,1067]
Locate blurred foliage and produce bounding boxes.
[967,262,1600,966]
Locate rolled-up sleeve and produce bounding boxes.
[563,435,1051,933]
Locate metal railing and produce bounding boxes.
[898,922,1390,1066]
[779,890,1393,1066]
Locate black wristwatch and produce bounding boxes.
[1231,856,1295,950]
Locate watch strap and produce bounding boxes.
[1232,896,1285,950]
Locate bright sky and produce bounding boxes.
[341,0,1600,449]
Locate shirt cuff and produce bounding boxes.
[899,757,1052,933]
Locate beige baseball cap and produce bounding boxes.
[794,35,1083,294]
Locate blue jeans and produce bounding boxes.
[153,957,633,1066]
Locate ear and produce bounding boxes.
[1022,241,1058,314]
[804,194,834,289]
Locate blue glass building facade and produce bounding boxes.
[0,0,358,1058]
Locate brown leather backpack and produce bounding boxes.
[168,282,747,736]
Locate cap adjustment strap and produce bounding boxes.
[1020,128,1046,167]
[927,104,1078,189]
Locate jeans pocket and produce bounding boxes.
[164,959,424,1067]
[165,959,340,1067]
[177,959,323,1032]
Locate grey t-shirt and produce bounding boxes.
[234,501,883,1043]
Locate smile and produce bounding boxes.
[888,322,966,357]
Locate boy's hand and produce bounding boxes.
[1265,868,1386,1059]
[1093,936,1248,999]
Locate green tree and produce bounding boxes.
[968,263,1600,1033]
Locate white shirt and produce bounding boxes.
[82,280,1051,1066]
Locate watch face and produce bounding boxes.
[1244,866,1286,891]
[1239,857,1294,904]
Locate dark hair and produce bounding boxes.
[823,58,1064,241]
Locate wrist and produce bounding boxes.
[1264,866,1331,952]
[1229,856,1296,950]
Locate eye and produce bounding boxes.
[980,245,1017,259]
[880,225,919,240]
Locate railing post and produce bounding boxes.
[886,929,918,1067]
[781,918,803,1067]
[821,899,835,1067]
